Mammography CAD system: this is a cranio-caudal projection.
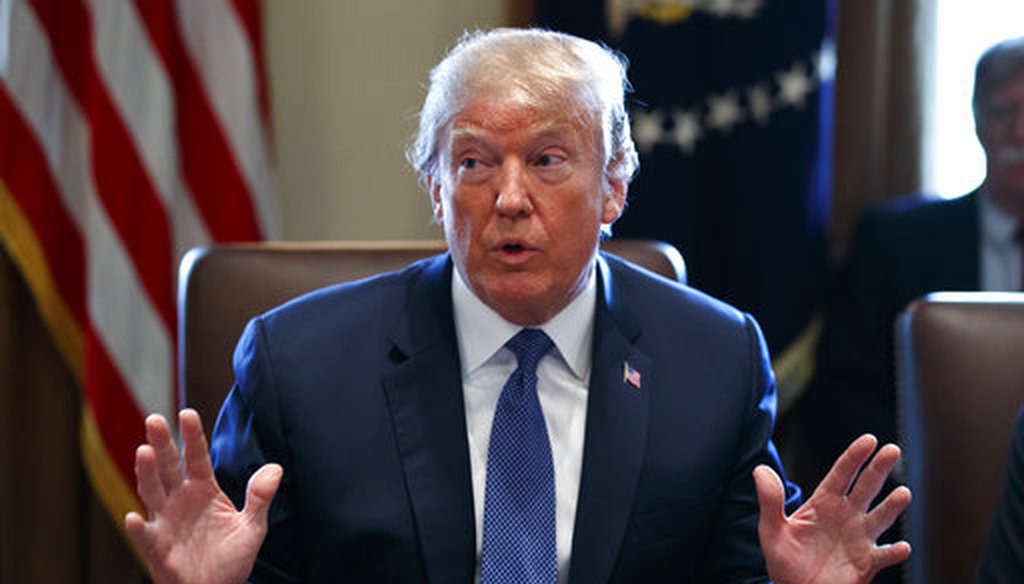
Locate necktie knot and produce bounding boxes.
[506,328,553,374]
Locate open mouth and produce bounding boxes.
[502,243,526,253]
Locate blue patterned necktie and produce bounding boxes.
[480,328,558,584]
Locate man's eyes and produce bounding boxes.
[460,155,564,167]
[987,102,1022,122]
[534,152,569,167]
[452,150,571,179]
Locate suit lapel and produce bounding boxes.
[569,255,650,583]
[381,255,476,584]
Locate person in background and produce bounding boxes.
[801,35,1024,488]
[125,28,910,583]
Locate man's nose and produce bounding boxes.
[494,159,533,216]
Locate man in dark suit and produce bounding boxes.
[801,35,1024,477]
[125,28,910,583]
[977,408,1024,582]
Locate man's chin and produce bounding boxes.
[481,282,562,325]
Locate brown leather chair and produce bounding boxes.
[179,239,686,436]
[896,292,1024,584]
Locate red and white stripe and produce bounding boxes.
[0,0,274,533]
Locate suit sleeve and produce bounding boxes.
[706,313,802,583]
[210,317,301,583]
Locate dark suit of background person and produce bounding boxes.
[211,251,800,582]
[977,407,1024,583]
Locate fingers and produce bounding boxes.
[866,485,912,539]
[816,434,878,497]
[874,540,913,571]
[124,510,152,550]
[847,443,902,511]
[145,414,183,493]
[133,409,217,517]
[243,463,284,530]
[134,443,168,513]
[753,465,787,535]
[180,409,215,481]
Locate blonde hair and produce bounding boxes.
[407,28,639,188]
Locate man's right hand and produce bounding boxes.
[125,409,282,584]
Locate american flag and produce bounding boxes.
[623,361,641,389]
[0,0,276,546]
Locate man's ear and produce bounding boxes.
[428,176,444,223]
[601,174,628,225]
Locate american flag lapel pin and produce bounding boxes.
[623,361,641,389]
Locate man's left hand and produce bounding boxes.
[754,434,912,584]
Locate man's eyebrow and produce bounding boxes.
[449,120,579,141]
[448,127,487,144]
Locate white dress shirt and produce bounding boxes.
[452,265,594,584]
[979,190,1023,291]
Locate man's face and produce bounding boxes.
[978,74,1024,217]
[430,98,626,326]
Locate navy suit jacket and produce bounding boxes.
[211,252,800,583]
[803,191,979,461]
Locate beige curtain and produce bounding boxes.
[832,0,934,254]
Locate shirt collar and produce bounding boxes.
[980,188,1019,246]
[452,263,596,382]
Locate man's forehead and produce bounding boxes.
[982,80,1024,119]
[445,100,595,143]
[448,118,583,143]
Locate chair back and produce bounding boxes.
[897,292,1024,584]
[179,239,686,434]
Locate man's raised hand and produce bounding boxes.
[124,409,281,584]
[755,434,912,584]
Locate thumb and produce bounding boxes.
[753,464,786,535]
[242,463,283,529]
